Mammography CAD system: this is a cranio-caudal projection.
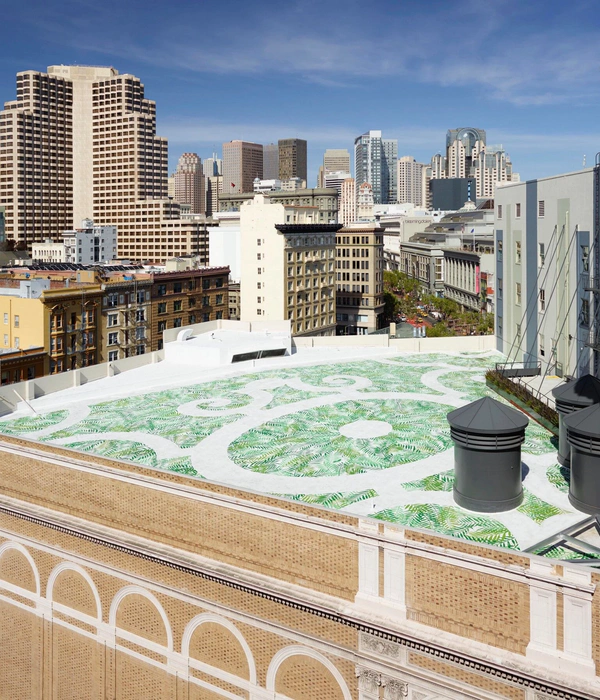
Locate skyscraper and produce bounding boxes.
[174,153,205,214]
[278,138,307,181]
[202,154,222,178]
[354,131,397,204]
[222,141,263,194]
[263,143,279,180]
[397,156,427,207]
[431,128,516,199]
[323,149,350,179]
[0,65,206,261]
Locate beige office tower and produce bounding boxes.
[222,141,263,194]
[397,156,427,207]
[205,175,223,217]
[323,148,350,177]
[339,178,356,226]
[174,152,204,214]
[278,138,307,181]
[0,65,207,261]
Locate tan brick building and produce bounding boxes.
[335,225,385,334]
[150,267,229,350]
[0,432,596,699]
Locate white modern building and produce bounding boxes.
[31,219,117,264]
[240,195,338,336]
[207,211,241,281]
[495,168,598,378]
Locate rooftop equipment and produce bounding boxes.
[563,403,600,514]
[447,397,529,512]
[552,374,600,466]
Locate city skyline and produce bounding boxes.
[1,0,599,187]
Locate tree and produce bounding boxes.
[426,323,456,338]
[382,291,400,324]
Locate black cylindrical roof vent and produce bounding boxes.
[447,397,529,513]
[564,403,600,514]
[552,374,600,466]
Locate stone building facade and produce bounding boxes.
[0,433,596,699]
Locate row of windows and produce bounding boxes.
[497,201,545,219]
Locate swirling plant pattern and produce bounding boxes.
[228,399,453,477]
[373,504,519,549]
[0,351,575,554]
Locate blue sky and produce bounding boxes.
[1,0,599,184]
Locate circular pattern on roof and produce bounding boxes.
[228,399,453,477]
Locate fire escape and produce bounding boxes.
[584,154,600,377]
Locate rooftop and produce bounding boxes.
[0,342,583,556]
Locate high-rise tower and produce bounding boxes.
[0,65,206,261]
[430,128,516,199]
[174,153,204,214]
[222,141,263,194]
[278,138,307,182]
[354,131,397,204]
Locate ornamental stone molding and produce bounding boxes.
[382,675,409,699]
[359,631,403,661]
[356,666,381,694]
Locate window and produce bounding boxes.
[202,279,210,289]
[216,294,223,305]
[157,284,166,296]
[136,345,145,356]
[137,291,145,304]
[2,313,7,325]
[173,300,182,311]
[516,282,522,305]
[498,278,503,298]
[538,200,545,217]
[158,321,167,332]
[581,299,590,326]
[539,288,545,312]
[189,297,196,307]
[158,302,167,314]
[497,240,503,260]
[188,314,196,324]
[257,268,262,275]
[202,296,209,306]
[3,334,7,346]
[108,350,118,362]
[257,238,262,245]
[173,282,182,293]
[108,313,118,327]
[497,204,503,219]
[539,243,545,267]
[539,334,545,357]
[515,241,521,264]
[582,245,590,273]
[108,332,118,345]
[256,309,262,315]
[136,309,145,322]
[135,327,145,340]
[257,296,261,304]
[257,282,262,289]
[216,278,223,288]
[173,317,182,328]
[14,337,19,349]
[216,310,223,320]
[14,315,19,328]
[257,253,262,260]
[515,203,521,218]
[516,323,521,343]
